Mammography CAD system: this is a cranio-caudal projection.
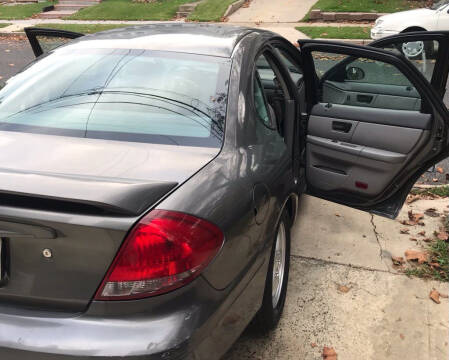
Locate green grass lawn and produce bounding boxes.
[188,0,237,22]
[68,0,191,20]
[0,2,51,19]
[297,26,371,39]
[34,23,130,33]
[310,0,424,13]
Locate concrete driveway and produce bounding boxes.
[228,0,316,23]
[224,195,449,359]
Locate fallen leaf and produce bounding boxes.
[337,284,350,293]
[433,178,439,182]
[405,249,429,264]
[425,208,439,217]
[323,347,337,360]
[311,343,318,348]
[436,230,449,241]
[437,167,444,174]
[430,262,441,269]
[406,194,420,204]
[423,237,432,243]
[430,289,441,304]
[408,210,424,222]
[400,228,410,234]
[418,230,426,236]
[400,333,405,340]
[335,213,341,217]
[392,256,404,265]
[409,237,418,241]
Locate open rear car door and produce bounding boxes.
[24,27,84,57]
[298,39,449,219]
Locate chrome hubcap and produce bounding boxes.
[272,222,286,308]
[402,41,424,58]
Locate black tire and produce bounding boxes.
[253,209,291,334]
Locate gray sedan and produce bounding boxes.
[0,24,447,359]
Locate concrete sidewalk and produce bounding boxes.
[228,0,317,23]
[224,195,449,359]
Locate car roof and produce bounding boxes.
[66,23,268,58]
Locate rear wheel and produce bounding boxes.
[254,209,291,333]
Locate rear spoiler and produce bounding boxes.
[0,170,177,216]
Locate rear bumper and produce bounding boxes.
[0,250,269,360]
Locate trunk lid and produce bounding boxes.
[0,131,219,311]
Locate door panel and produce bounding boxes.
[299,41,449,218]
[24,27,84,57]
[323,81,422,111]
[307,103,430,197]
[311,103,432,130]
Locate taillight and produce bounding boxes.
[95,210,223,300]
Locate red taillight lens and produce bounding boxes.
[95,210,223,300]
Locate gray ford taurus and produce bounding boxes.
[0,24,448,359]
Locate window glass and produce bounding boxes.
[312,51,422,111]
[0,48,231,147]
[254,75,271,127]
[380,40,439,82]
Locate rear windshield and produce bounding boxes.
[0,48,231,147]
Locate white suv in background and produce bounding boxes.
[371,0,449,40]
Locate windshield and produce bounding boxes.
[431,0,449,10]
[0,48,231,147]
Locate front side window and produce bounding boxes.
[0,48,231,147]
[312,51,423,112]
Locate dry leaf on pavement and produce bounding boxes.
[405,249,429,264]
[406,194,420,204]
[418,230,426,236]
[400,228,410,234]
[337,284,351,293]
[430,289,441,304]
[424,208,439,217]
[432,178,439,182]
[323,347,337,360]
[437,167,444,174]
[392,256,404,265]
[400,211,425,226]
[311,343,317,348]
[436,229,449,241]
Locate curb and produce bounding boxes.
[0,31,26,36]
[223,0,246,18]
[310,9,385,22]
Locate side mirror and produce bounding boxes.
[346,66,365,81]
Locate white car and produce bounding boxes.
[371,0,449,40]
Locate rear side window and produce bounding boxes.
[0,48,231,147]
[312,51,422,112]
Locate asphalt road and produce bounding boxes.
[0,36,447,185]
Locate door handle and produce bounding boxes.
[332,121,352,133]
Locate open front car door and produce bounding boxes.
[24,27,84,57]
[299,40,449,219]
